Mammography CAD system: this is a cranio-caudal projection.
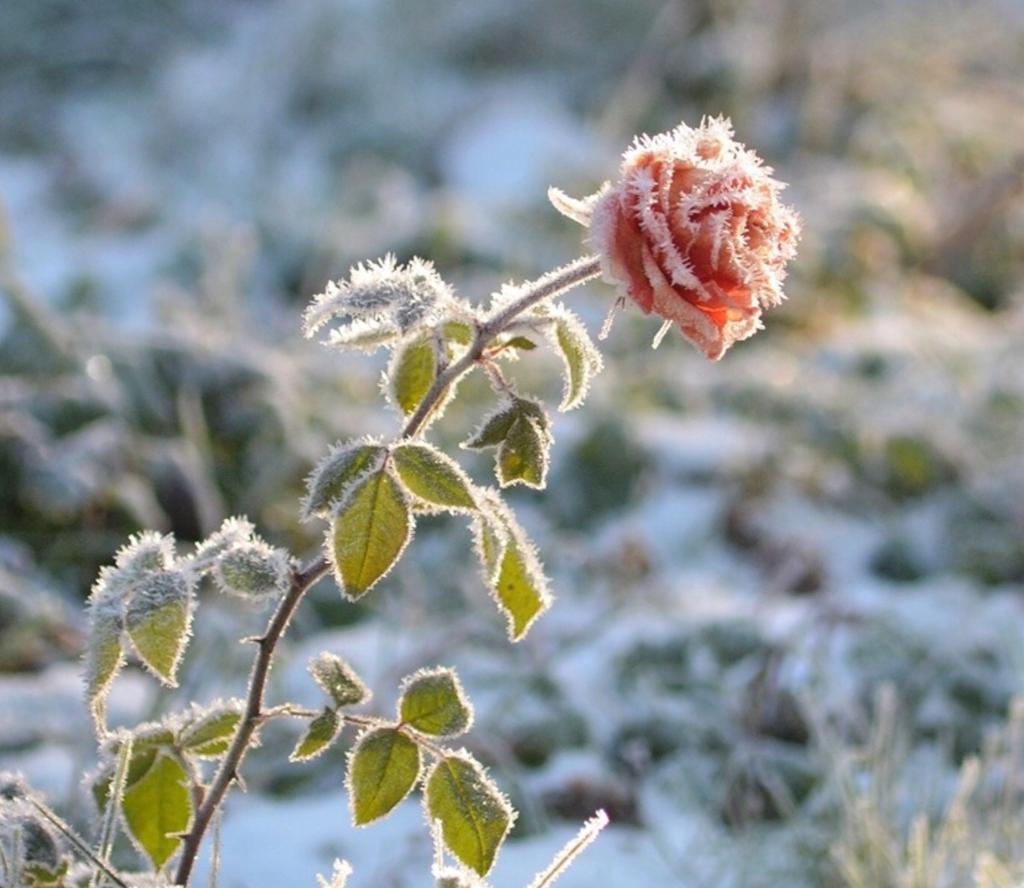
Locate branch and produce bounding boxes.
[172,557,329,885]
[401,255,600,439]
[172,254,600,885]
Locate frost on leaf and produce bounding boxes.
[303,255,454,349]
[92,725,172,812]
[85,573,126,733]
[310,653,371,708]
[214,541,290,600]
[399,667,473,738]
[393,443,477,513]
[463,397,552,490]
[86,535,194,732]
[470,508,508,588]
[191,517,255,573]
[327,467,413,599]
[347,727,421,826]
[290,707,343,762]
[301,438,388,522]
[497,413,549,488]
[475,491,552,641]
[178,699,244,758]
[120,751,193,871]
[114,532,175,577]
[462,399,518,450]
[124,569,195,686]
[425,752,514,877]
[546,304,603,412]
[389,334,438,416]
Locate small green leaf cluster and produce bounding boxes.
[85,533,196,730]
[304,436,551,640]
[289,653,371,763]
[295,661,513,878]
[89,700,244,871]
[85,521,290,735]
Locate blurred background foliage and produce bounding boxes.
[0,0,1022,885]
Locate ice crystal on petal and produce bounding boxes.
[555,116,800,360]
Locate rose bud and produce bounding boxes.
[550,117,800,360]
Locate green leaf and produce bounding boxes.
[390,335,437,416]
[92,740,162,813]
[503,335,537,351]
[179,702,243,758]
[474,491,551,641]
[515,397,553,437]
[131,723,177,751]
[494,535,550,642]
[551,311,602,411]
[399,667,473,737]
[310,653,371,707]
[471,510,507,586]
[329,468,412,598]
[121,752,193,871]
[462,402,517,450]
[463,398,552,489]
[290,708,342,762]
[214,542,289,599]
[425,753,513,876]
[123,571,194,686]
[85,592,124,732]
[443,320,474,346]
[348,727,421,825]
[303,440,388,521]
[393,444,477,512]
[497,415,548,489]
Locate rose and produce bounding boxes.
[550,117,800,360]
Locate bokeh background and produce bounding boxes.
[2,0,1024,885]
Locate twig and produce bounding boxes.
[400,255,599,439]
[172,255,601,885]
[172,557,330,885]
[89,735,133,888]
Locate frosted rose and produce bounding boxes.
[550,117,800,360]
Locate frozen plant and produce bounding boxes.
[2,118,799,887]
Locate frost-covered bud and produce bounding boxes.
[213,540,291,600]
[114,532,175,577]
[192,517,256,573]
[551,117,800,359]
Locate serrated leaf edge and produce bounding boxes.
[397,666,475,738]
[423,750,516,877]
[301,436,389,522]
[324,466,415,600]
[344,725,423,828]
